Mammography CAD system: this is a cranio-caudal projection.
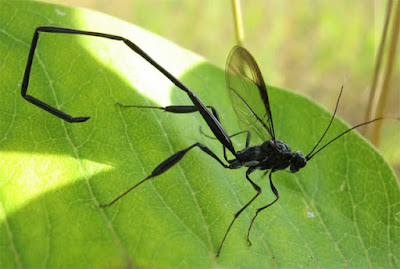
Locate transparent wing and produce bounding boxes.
[225,46,275,142]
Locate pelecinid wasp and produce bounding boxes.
[21,26,398,257]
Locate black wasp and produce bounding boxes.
[21,26,391,257]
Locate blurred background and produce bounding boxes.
[42,0,399,177]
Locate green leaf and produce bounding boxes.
[0,2,398,268]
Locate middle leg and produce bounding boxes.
[100,142,229,207]
[118,103,247,163]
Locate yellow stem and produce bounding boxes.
[371,0,400,145]
[231,0,245,46]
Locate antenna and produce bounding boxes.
[306,117,398,161]
[306,79,398,161]
[306,84,344,160]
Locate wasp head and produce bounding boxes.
[290,150,307,173]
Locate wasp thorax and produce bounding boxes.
[261,140,291,153]
[290,150,307,173]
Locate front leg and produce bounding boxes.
[217,167,261,257]
[246,171,279,246]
